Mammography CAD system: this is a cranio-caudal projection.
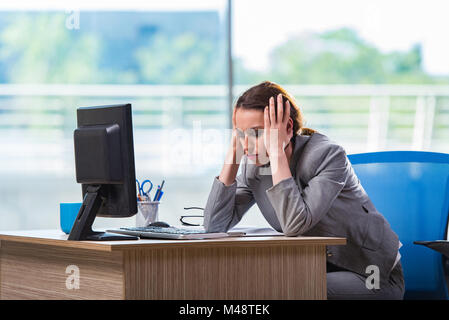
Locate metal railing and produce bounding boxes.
[0,84,447,175]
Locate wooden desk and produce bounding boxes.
[0,230,345,300]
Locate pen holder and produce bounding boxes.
[136,200,160,227]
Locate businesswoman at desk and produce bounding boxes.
[203,81,404,300]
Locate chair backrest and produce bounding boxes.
[347,151,449,299]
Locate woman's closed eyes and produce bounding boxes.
[236,128,264,139]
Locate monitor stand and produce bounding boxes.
[68,185,138,241]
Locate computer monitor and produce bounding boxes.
[68,103,138,241]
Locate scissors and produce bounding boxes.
[136,179,153,200]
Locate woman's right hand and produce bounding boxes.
[219,107,244,186]
[228,106,244,165]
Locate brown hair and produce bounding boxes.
[235,81,316,146]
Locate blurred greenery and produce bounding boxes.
[0,13,448,85]
[134,32,224,84]
[237,28,449,85]
[0,14,103,83]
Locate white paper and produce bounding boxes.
[228,226,284,237]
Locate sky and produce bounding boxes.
[233,0,449,75]
[1,0,448,75]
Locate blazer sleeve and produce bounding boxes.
[203,162,256,233]
[265,144,349,237]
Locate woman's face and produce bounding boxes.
[235,108,269,166]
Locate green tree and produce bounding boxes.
[238,28,448,85]
[135,32,224,84]
[0,13,104,83]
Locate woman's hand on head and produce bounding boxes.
[225,106,244,165]
[219,107,244,186]
[264,94,291,159]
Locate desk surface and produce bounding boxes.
[0,229,346,252]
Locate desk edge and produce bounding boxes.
[0,233,346,252]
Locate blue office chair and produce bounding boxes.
[347,151,449,299]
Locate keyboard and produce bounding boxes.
[106,226,230,240]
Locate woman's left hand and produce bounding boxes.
[264,93,290,159]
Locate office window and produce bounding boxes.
[233,0,449,153]
[1,1,448,232]
[0,1,229,230]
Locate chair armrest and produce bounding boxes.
[414,240,449,258]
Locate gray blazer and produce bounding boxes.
[203,132,401,284]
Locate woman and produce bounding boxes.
[203,81,405,300]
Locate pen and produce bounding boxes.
[158,180,165,200]
[158,180,165,201]
[153,185,160,201]
[153,180,165,201]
